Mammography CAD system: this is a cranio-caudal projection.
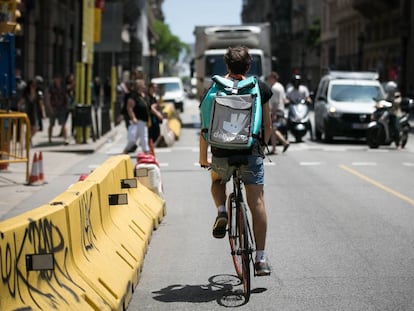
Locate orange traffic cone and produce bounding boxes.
[28,152,40,185]
[38,151,45,184]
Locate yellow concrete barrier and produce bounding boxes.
[168,117,181,140]
[86,155,166,229]
[50,185,135,311]
[0,204,111,310]
[161,103,181,140]
[0,155,166,310]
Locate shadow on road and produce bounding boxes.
[151,274,267,307]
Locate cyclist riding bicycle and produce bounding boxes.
[199,46,272,276]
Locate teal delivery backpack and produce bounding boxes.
[200,75,262,149]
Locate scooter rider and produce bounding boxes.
[286,74,313,140]
[384,81,401,148]
[286,74,312,105]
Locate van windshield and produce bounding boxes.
[156,82,181,92]
[205,54,262,77]
[330,84,383,102]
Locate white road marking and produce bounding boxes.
[351,162,377,166]
[299,162,322,166]
[402,162,414,167]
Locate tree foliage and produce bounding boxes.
[153,19,190,68]
[306,18,321,50]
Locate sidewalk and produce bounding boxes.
[0,115,123,221]
[30,111,120,153]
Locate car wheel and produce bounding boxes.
[400,126,409,148]
[315,128,322,141]
[367,127,380,149]
[323,127,333,143]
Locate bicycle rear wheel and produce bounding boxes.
[238,202,251,301]
[228,194,251,301]
[228,193,242,278]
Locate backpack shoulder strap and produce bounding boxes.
[238,76,256,87]
[212,75,233,88]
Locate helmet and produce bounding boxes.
[292,74,301,87]
[35,75,44,84]
[384,81,397,94]
[292,74,301,82]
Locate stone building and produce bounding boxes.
[14,0,158,86]
[243,0,413,95]
[320,0,414,95]
[15,0,81,84]
[242,0,322,89]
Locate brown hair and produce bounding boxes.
[267,71,279,81]
[224,46,252,75]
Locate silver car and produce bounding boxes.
[314,71,386,142]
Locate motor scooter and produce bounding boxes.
[287,98,312,142]
[366,99,410,148]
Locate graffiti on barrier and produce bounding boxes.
[78,190,98,252]
[0,218,84,309]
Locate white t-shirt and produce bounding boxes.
[270,81,286,112]
[286,85,310,103]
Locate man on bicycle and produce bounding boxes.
[199,46,273,276]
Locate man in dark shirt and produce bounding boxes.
[199,46,272,276]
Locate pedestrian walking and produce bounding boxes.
[46,74,69,145]
[17,79,46,140]
[146,82,164,155]
[266,71,290,154]
[122,79,150,154]
[65,73,76,135]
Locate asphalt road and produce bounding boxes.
[124,99,414,310]
[3,97,414,310]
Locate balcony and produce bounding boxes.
[352,0,397,18]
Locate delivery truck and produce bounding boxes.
[193,23,272,99]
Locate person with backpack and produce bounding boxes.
[199,46,273,276]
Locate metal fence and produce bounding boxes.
[0,110,31,183]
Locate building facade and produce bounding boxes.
[14,0,159,87]
[242,0,322,90]
[243,0,413,95]
[320,0,413,95]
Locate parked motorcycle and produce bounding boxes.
[287,98,312,142]
[366,98,410,149]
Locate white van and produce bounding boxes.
[151,77,185,112]
[314,71,386,142]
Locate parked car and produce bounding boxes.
[151,76,185,112]
[314,71,386,142]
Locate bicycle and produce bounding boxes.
[226,155,256,302]
[201,156,257,302]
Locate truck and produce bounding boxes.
[193,23,272,100]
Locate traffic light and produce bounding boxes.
[0,0,22,34]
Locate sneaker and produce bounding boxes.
[254,261,271,276]
[282,143,290,153]
[212,212,228,239]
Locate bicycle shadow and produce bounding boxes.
[151,274,267,307]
